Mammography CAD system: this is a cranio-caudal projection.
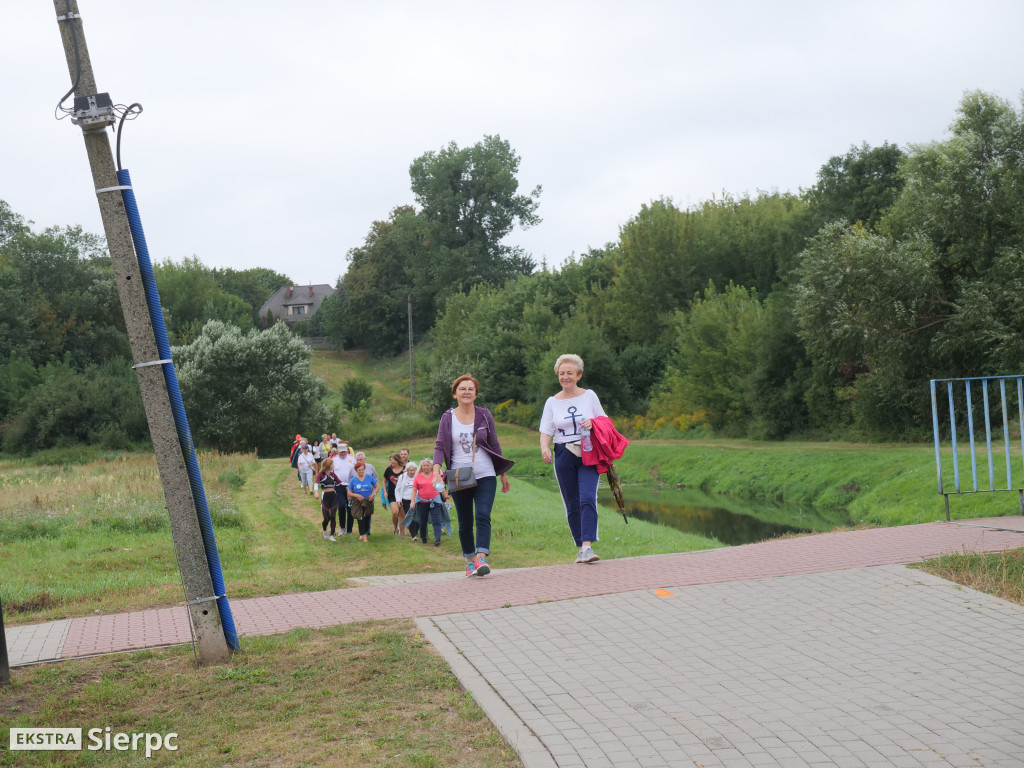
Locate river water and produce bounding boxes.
[525,479,849,546]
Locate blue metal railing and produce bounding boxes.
[930,375,1024,520]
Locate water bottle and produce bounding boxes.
[581,426,593,452]
[434,481,445,493]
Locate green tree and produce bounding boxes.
[892,92,1024,268]
[0,200,30,247]
[1,358,147,452]
[429,259,616,410]
[213,266,293,316]
[931,248,1024,375]
[410,135,541,299]
[793,223,942,435]
[0,221,127,368]
[343,207,424,355]
[650,282,767,433]
[596,199,689,347]
[805,141,905,230]
[173,321,331,454]
[745,290,812,439]
[340,377,373,411]
[308,288,348,349]
[155,256,255,344]
[527,312,628,414]
[597,194,811,347]
[794,223,940,375]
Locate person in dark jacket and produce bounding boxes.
[432,374,514,577]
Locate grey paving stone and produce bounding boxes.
[429,564,1024,768]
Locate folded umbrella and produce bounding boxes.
[606,463,628,524]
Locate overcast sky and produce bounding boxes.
[4,1,1023,286]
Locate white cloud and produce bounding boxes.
[4,1,1022,285]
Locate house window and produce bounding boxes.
[289,305,306,316]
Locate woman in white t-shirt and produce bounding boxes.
[395,461,418,535]
[539,354,607,564]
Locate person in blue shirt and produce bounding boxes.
[347,461,378,543]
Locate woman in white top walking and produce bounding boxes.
[539,354,606,564]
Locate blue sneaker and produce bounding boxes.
[474,556,491,577]
[466,559,478,577]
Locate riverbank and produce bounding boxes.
[502,434,1023,526]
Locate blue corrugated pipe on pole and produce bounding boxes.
[117,168,240,650]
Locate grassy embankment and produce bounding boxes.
[310,349,436,447]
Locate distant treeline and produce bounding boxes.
[327,90,1024,442]
[3,90,1022,452]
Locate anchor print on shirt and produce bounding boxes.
[556,405,584,438]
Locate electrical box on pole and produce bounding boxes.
[52,0,231,665]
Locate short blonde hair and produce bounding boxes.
[554,354,584,375]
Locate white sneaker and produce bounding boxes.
[323,530,329,540]
[329,535,336,542]
[578,546,600,563]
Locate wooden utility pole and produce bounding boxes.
[52,0,230,665]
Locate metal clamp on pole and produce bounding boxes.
[132,358,172,370]
[185,594,225,607]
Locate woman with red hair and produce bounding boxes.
[432,374,514,577]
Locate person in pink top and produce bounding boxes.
[410,458,445,545]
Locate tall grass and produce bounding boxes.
[0,452,254,620]
[915,548,1024,606]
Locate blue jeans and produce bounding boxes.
[553,443,600,546]
[450,475,496,559]
[413,499,444,542]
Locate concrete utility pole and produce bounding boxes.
[52,0,230,665]
[407,289,416,405]
[1,598,9,684]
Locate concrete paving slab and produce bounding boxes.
[427,565,1024,768]
[5,619,70,666]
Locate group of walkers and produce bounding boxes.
[290,436,456,545]
[288,353,626,578]
[290,434,376,542]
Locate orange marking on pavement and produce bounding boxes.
[653,589,675,597]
